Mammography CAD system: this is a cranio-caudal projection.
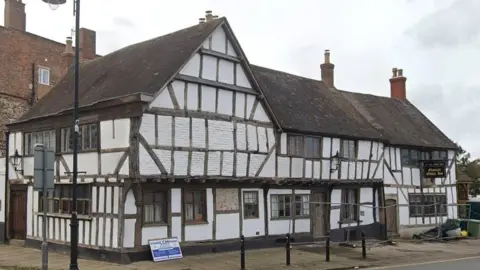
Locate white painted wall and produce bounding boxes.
[279,133,384,180]
[28,184,121,249]
[266,189,311,235]
[139,114,276,177]
[123,188,136,248]
[384,147,457,229]
[142,25,275,179]
[6,119,130,180]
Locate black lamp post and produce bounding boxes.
[41,1,80,269]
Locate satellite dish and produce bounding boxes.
[42,0,67,10]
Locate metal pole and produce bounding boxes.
[325,231,330,262]
[70,0,80,269]
[361,231,366,259]
[434,196,440,239]
[419,161,426,224]
[240,235,245,270]
[42,146,49,270]
[285,233,291,266]
[3,130,9,243]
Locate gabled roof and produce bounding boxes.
[251,65,383,141]
[339,91,456,148]
[10,17,456,149]
[15,18,223,122]
[250,65,456,149]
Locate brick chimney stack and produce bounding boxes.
[79,28,97,60]
[321,49,335,89]
[62,37,74,73]
[205,10,213,21]
[4,0,26,31]
[390,67,407,100]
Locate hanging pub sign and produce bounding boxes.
[423,160,447,178]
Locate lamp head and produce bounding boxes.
[42,0,67,4]
[42,0,67,10]
[11,149,22,167]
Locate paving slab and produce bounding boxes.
[0,239,479,270]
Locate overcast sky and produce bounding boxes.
[2,0,478,158]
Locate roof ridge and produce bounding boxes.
[251,64,323,83]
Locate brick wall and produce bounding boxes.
[0,26,97,155]
[0,96,28,156]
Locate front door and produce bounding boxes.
[311,191,326,238]
[385,199,398,235]
[10,186,27,240]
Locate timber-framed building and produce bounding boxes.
[0,11,458,263]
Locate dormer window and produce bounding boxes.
[38,67,50,85]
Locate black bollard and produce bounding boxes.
[240,235,246,270]
[361,231,366,259]
[286,233,291,266]
[325,231,330,262]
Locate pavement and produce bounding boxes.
[0,239,479,270]
[370,256,480,269]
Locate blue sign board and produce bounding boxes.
[149,237,183,262]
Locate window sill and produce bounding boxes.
[409,214,448,218]
[338,219,362,225]
[270,217,292,221]
[59,149,98,155]
[35,212,92,221]
[270,216,310,221]
[244,216,260,220]
[184,221,209,226]
[402,165,420,168]
[143,223,169,228]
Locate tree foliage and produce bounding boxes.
[455,142,480,196]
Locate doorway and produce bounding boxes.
[385,198,398,235]
[9,185,27,240]
[311,191,326,238]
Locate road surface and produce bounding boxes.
[376,256,480,270]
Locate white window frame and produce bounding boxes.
[38,67,51,85]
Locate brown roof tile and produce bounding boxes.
[339,91,456,148]
[250,65,384,141]
[15,18,223,122]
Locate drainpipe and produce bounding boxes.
[4,130,9,243]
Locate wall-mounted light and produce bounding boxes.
[10,150,23,174]
[330,150,340,174]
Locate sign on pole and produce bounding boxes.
[149,237,183,262]
[33,144,54,192]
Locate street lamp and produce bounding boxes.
[10,149,24,174]
[41,1,80,269]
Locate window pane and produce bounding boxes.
[90,124,98,149]
[342,140,355,159]
[184,190,206,222]
[305,137,321,158]
[401,149,409,165]
[82,125,90,150]
[411,150,419,165]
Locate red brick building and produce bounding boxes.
[0,0,97,154]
